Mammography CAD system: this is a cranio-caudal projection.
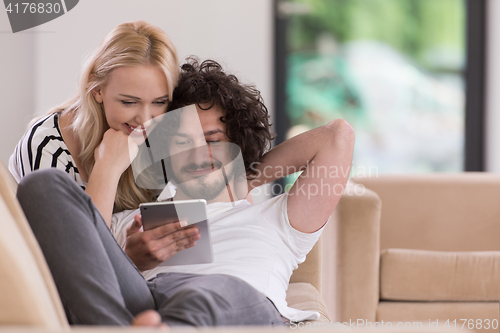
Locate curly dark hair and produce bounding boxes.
[167,58,276,178]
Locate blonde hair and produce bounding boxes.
[47,21,179,211]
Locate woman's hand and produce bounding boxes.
[94,128,139,176]
[124,214,201,272]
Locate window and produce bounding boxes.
[275,0,479,182]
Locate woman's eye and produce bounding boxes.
[175,141,187,145]
[154,100,168,106]
[121,101,136,106]
[206,140,220,144]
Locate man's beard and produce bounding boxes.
[170,160,232,201]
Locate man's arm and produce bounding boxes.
[249,119,355,233]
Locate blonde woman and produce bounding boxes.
[11,21,174,220]
[10,21,199,273]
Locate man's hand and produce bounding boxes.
[125,214,200,272]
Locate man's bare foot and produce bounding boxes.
[132,310,168,328]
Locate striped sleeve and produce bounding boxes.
[8,113,84,187]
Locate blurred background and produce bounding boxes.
[1,0,498,188]
[283,0,465,175]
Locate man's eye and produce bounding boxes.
[121,101,136,106]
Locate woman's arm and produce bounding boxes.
[9,113,85,186]
[9,114,122,227]
[85,128,138,227]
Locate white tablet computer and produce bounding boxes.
[139,199,213,266]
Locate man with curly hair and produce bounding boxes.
[111,58,355,325]
[17,59,355,327]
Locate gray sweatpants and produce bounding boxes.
[17,168,284,326]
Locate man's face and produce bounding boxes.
[168,104,235,201]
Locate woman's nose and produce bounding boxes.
[135,106,153,126]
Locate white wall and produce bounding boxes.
[486,0,500,172]
[0,9,35,166]
[0,0,273,166]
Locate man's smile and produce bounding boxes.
[186,167,214,177]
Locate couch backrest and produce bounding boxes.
[4,166,18,194]
[355,173,500,251]
[290,237,322,293]
[0,161,68,328]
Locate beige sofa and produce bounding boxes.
[0,159,334,328]
[6,148,495,332]
[351,174,500,331]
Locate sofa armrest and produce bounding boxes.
[321,181,381,322]
[0,161,68,328]
[286,282,330,322]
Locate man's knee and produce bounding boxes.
[157,287,215,326]
[182,275,268,312]
[158,275,280,326]
[165,276,261,313]
[211,275,266,306]
[173,287,215,309]
[18,168,78,203]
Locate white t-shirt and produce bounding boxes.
[111,192,325,322]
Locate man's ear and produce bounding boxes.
[91,86,103,104]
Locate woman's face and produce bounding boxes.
[92,65,169,138]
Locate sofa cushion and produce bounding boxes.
[355,174,500,252]
[378,301,499,332]
[380,248,500,301]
